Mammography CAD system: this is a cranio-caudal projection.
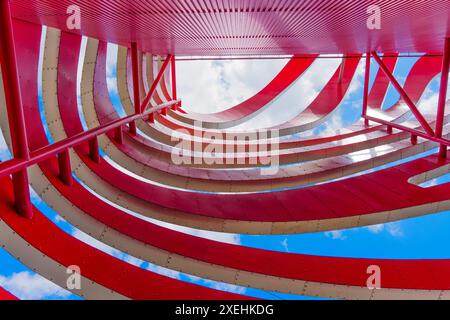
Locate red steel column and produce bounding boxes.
[114,126,123,144]
[88,137,100,164]
[171,55,177,109]
[436,38,450,159]
[362,53,371,126]
[338,57,345,84]
[129,42,140,135]
[58,150,73,187]
[0,0,33,219]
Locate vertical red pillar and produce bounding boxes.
[0,0,33,219]
[436,38,450,159]
[114,126,123,144]
[130,42,141,134]
[58,150,73,187]
[362,52,371,126]
[130,42,140,135]
[171,55,177,110]
[88,137,100,164]
[338,57,345,84]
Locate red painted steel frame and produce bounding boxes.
[372,51,435,135]
[436,38,450,158]
[362,53,371,126]
[363,115,450,147]
[57,150,73,187]
[171,55,178,110]
[141,54,173,113]
[114,126,123,144]
[129,42,140,135]
[0,0,32,219]
[88,137,100,164]
[0,100,179,180]
[171,55,177,100]
[9,1,450,55]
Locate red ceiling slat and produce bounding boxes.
[9,0,450,55]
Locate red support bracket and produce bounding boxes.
[0,0,33,219]
[435,38,450,159]
[0,100,179,180]
[372,52,435,136]
[114,126,123,144]
[364,115,450,147]
[129,120,137,136]
[387,125,393,134]
[88,137,100,164]
[58,150,73,187]
[411,134,418,145]
[140,54,173,113]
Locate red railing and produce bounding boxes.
[0,99,180,181]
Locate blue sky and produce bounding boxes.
[0,43,449,300]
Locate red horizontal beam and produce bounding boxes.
[175,54,443,61]
[363,115,450,147]
[0,100,180,179]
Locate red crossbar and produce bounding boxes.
[0,100,180,180]
[141,54,173,113]
[363,115,450,148]
[371,51,435,136]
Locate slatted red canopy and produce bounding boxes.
[10,0,450,55]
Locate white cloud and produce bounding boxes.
[318,111,345,134]
[367,224,385,234]
[107,76,118,95]
[177,59,286,114]
[0,272,71,300]
[325,230,347,240]
[417,87,439,115]
[417,73,450,115]
[106,44,118,77]
[106,44,119,95]
[281,238,289,252]
[231,58,342,129]
[386,223,404,237]
[366,222,403,237]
